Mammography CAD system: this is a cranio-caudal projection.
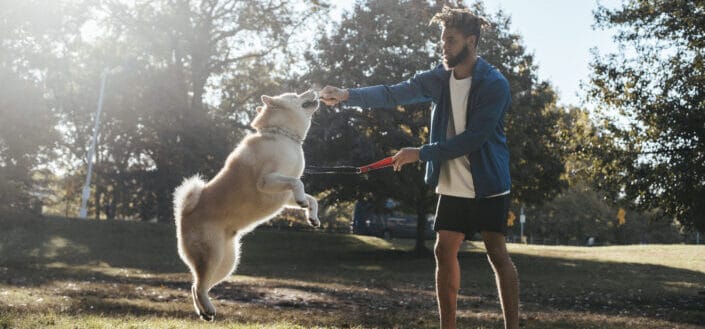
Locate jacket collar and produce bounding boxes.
[440,56,491,88]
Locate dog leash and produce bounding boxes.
[304,156,394,175]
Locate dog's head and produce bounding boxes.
[251,90,319,136]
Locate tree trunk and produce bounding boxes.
[413,197,432,257]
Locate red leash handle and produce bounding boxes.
[358,156,394,174]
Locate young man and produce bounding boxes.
[319,6,519,329]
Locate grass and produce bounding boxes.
[0,215,703,328]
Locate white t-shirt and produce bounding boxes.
[436,70,476,198]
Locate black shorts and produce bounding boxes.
[433,194,510,239]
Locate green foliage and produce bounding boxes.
[300,0,444,253]
[0,70,54,215]
[518,182,684,245]
[7,0,688,244]
[588,0,705,232]
[2,0,328,221]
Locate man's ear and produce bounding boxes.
[261,95,274,106]
[468,35,478,49]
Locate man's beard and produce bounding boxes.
[444,45,470,69]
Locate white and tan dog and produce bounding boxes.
[173,90,320,321]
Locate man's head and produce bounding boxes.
[430,6,488,69]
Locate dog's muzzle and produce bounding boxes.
[302,99,318,108]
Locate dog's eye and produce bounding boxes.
[302,100,318,108]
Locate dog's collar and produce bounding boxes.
[258,126,304,144]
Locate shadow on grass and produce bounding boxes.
[1,215,704,327]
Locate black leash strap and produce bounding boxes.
[304,156,394,175]
[304,165,361,175]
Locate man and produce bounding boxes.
[319,6,519,329]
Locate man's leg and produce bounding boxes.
[482,231,519,329]
[435,230,465,329]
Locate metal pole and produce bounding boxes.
[520,205,526,243]
[79,68,108,218]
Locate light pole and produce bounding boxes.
[520,205,526,243]
[79,68,109,218]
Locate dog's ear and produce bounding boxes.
[256,106,263,114]
[261,95,275,107]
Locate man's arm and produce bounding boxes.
[320,66,445,108]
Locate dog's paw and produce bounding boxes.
[308,217,321,227]
[199,311,215,322]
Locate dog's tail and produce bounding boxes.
[173,175,206,220]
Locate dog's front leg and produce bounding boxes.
[257,173,308,207]
[287,193,319,227]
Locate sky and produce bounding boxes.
[331,0,623,107]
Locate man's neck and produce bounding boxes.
[452,55,477,80]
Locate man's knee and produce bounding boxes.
[434,242,457,262]
[486,247,508,264]
[482,232,512,267]
[434,233,463,264]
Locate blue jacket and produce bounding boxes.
[346,56,511,198]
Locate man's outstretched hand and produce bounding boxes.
[319,86,349,106]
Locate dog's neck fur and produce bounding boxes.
[258,126,304,144]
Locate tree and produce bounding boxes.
[513,106,688,245]
[301,0,440,255]
[0,69,56,216]
[30,0,328,221]
[588,0,705,232]
[0,0,71,215]
[302,0,566,253]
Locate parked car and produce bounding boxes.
[351,201,435,240]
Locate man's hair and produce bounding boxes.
[430,6,489,48]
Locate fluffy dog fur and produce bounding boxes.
[173,90,320,321]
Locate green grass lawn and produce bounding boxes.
[0,215,703,328]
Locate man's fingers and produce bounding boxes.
[319,86,337,98]
[319,86,348,106]
[319,97,338,106]
[393,153,404,172]
[392,151,402,171]
[319,92,339,105]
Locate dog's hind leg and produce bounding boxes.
[210,234,241,289]
[186,230,225,321]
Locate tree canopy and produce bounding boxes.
[588,0,705,232]
[0,0,327,221]
[0,0,694,243]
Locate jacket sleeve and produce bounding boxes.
[346,68,443,108]
[418,77,510,162]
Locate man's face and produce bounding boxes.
[441,27,475,69]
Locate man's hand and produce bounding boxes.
[392,147,420,172]
[319,86,349,106]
